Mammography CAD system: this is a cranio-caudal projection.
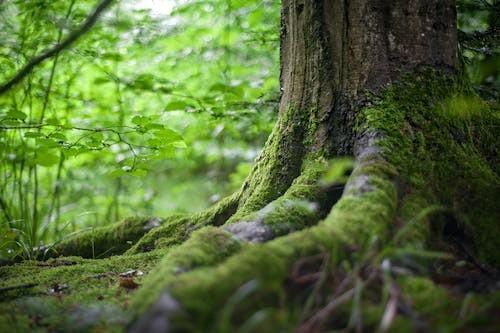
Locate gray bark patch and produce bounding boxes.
[344,174,374,195]
[224,221,274,243]
[143,217,162,231]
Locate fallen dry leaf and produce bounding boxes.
[119,278,139,290]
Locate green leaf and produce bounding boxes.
[63,147,89,157]
[209,82,230,93]
[131,169,147,177]
[144,122,164,130]
[46,118,59,125]
[49,133,67,141]
[158,146,175,158]
[147,138,162,147]
[153,128,183,142]
[132,116,150,126]
[108,169,127,178]
[34,152,59,167]
[6,110,27,121]
[209,83,244,98]
[0,119,20,126]
[101,52,123,61]
[157,86,173,94]
[165,100,189,111]
[171,141,187,148]
[36,138,59,148]
[24,132,43,138]
[131,73,155,90]
[94,77,111,84]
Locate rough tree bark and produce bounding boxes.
[1,1,499,333]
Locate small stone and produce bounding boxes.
[144,217,162,231]
[119,269,144,278]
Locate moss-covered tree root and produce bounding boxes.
[128,74,500,332]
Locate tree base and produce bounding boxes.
[1,73,499,333]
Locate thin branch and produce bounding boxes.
[0,123,136,131]
[0,0,115,95]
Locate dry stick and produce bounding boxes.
[296,269,378,333]
[0,0,115,95]
[378,283,400,333]
[296,287,356,333]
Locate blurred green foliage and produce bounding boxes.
[0,0,497,260]
[0,0,279,259]
[457,0,499,99]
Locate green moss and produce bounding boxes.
[148,154,400,331]
[48,216,165,259]
[395,276,500,332]
[124,215,192,254]
[399,276,452,315]
[0,248,168,332]
[359,71,500,265]
[130,226,242,315]
[231,106,310,221]
[357,275,499,333]
[226,158,331,235]
[324,161,398,251]
[126,192,240,254]
[2,72,498,333]
[147,72,499,331]
[165,227,331,332]
[393,193,434,247]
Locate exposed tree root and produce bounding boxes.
[44,216,165,259]
[126,191,241,254]
[128,125,399,332]
[40,190,241,260]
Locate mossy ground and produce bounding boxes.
[1,72,499,332]
[0,248,167,332]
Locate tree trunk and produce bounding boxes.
[1,1,499,333]
[280,0,457,153]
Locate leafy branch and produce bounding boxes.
[0,0,115,95]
